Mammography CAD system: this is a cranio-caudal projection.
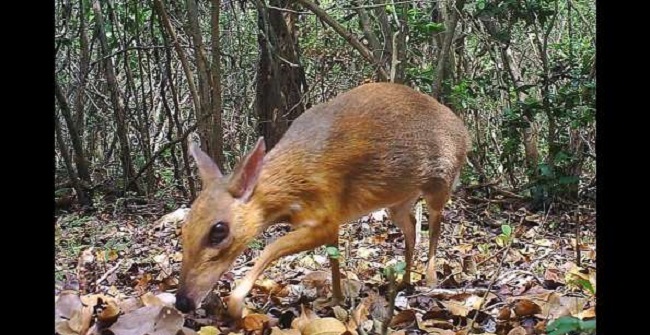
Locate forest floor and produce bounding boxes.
[54,190,596,335]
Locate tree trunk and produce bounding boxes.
[55,80,92,188]
[156,16,195,199]
[432,0,466,100]
[254,0,307,150]
[92,0,140,194]
[355,0,385,79]
[55,113,92,207]
[255,0,286,150]
[481,15,540,177]
[392,1,409,83]
[154,0,198,197]
[210,0,225,170]
[74,0,90,140]
[186,0,225,170]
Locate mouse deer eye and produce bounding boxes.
[209,221,229,246]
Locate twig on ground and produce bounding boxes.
[466,243,512,332]
[96,259,124,286]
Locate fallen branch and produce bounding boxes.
[96,260,124,286]
[406,287,491,299]
[493,188,527,200]
[467,243,511,331]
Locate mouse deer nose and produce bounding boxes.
[175,293,195,313]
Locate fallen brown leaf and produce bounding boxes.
[348,296,369,330]
[302,271,331,290]
[197,326,219,335]
[421,319,454,330]
[134,273,153,294]
[255,278,280,294]
[313,296,333,310]
[292,305,319,332]
[513,299,541,317]
[159,276,179,291]
[240,313,272,332]
[390,309,416,328]
[107,305,183,335]
[97,299,121,326]
[421,328,455,335]
[497,306,512,321]
[451,243,474,254]
[142,292,165,306]
[507,326,527,335]
[55,306,93,335]
[440,300,470,317]
[119,296,144,313]
[55,290,83,320]
[533,239,554,247]
[342,279,363,299]
[79,293,118,308]
[356,247,379,258]
[302,317,348,335]
[422,306,452,321]
[578,306,596,319]
[543,268,565,287]
[333,305,349,322]
[270,327,301,335]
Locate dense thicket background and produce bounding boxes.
[54,0,595,213]
[54,2,597,333]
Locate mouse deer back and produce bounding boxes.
[174,83,471,318]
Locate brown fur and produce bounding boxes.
[175,82,471,318]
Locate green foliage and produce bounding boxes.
[248,239,264,250]
[406,65,434,87]
[326,246,341,259]
[546,316,595,335]
[473,0,557,28]
[393,261,406,275]
[501,224,512,237]
[55,0,595,209]
[568,277,595,296]
[450,79,479,111]
[382,261,407,278]
[404,5,444,88]
[495,223,513,247]
[407,7,445,43]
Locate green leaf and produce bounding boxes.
[539,164,554,178]
[554,151,572,163]
[424,22,445,34]
[580,319,596,331]
[326,246,340,259]
[546,316,581,335]
[394,261,407,274]
[383,266,395,278]
[501,224,512,237]
[558,176,579,185]
[572,278,595,295]
[495,235,506,247]
[546,315,595,335]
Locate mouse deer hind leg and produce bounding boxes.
[388,196,420,286]
[422,179,452,287]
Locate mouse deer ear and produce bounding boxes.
[228,137,266,202]
[188,141,223,184]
